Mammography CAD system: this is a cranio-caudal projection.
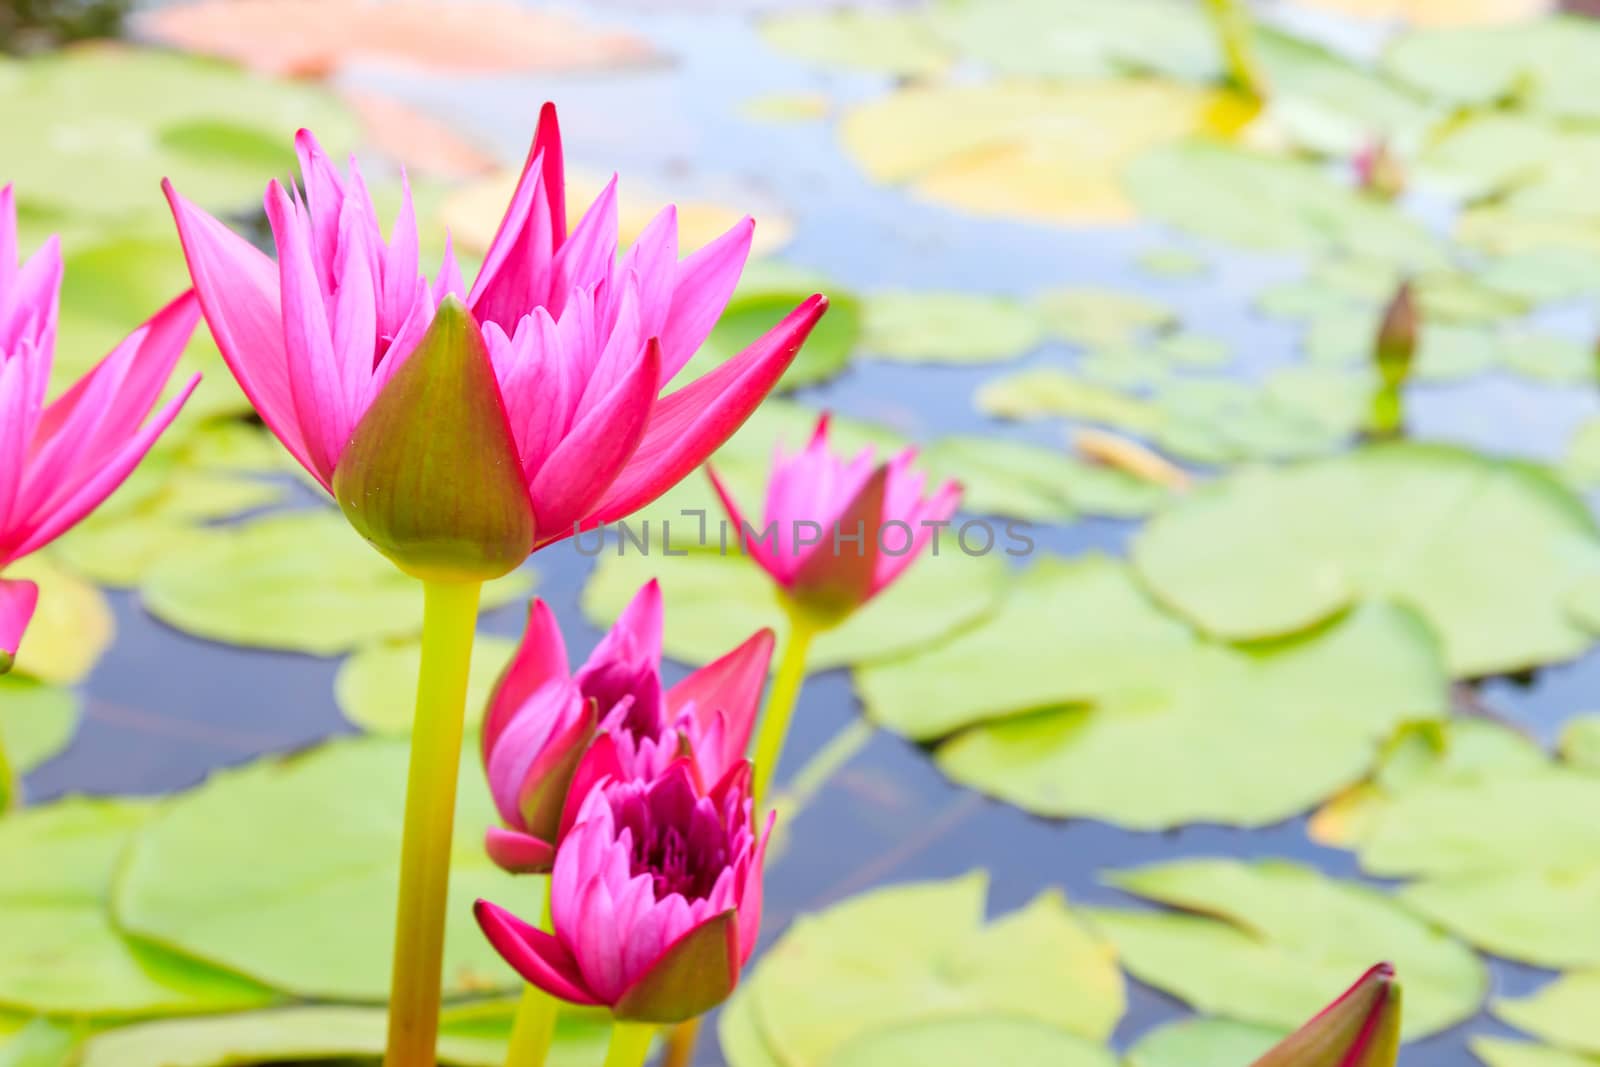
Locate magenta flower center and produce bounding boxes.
[614,782,733,902]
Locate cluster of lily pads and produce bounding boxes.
[6,0,1600,1066]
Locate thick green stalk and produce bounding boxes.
[750,608,822,808]
[503,880,559,1067]
[383,578,483,1067]
[1204,0,1268,100]
[0,731,15,815]
[603,1023,656,1067]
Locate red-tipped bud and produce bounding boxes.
[333,297,535,581]
[1375,282,1418,390]
[1251,963,1402,1067]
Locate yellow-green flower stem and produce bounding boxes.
[750,605,825,809]
[1204,0,1269,101]
[1369,385,1404,440]
[383,578,483,1067]
[503,879,559,1067]
[0,730,15,816]
[603,1022,656,1067]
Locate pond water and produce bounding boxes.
[16,1,1600,1065]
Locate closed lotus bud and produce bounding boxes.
[1375,282,1418,391]
[1356,140,1406,200]
[1251,963,1401,1067]
[333,296,536,582]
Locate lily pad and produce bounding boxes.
[1088,859,1486,1038]
[0,676,79,780]
[842,81,1253,225]
[1124,1018,1284,1067]
[0,45,358,226]
[140,510,534,656]
[580,545,1009,673]
[1402,865,1600,969]
[1472,1039,1600,1067]
[71,1004,611,1067]
[760,8,950,77]
[926,588,1448,829]
[1124,140,1444,268]
[335,635,520,735]
[114,736,524,1001]
[827,1018,1115,1067]
[1496,972,1600,1057]
[1035,287,1176,348]
[0,797,276,1017]
[860,291,1045,364]
[718,873,1124,1067]
[918,436,1169,522]
[8,557,113,686]
[1384,17,1600,123]
[1132,443,1600,676]
[685,289,860,391]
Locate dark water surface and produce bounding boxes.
[30,3,1600,1062]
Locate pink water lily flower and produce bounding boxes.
[710,412,961,622]
[1252,963,1400,1067]
[475,754,770,1023]
[482,579,773,874]
[165,103,826,579]
[0,185,200,667]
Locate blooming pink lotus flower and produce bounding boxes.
[164,104,826,580]
[482,579,773,874]
[1252,963,1401,1067]
[710,412,961,622]
[0,185,200,667]
[475,754,770,1023]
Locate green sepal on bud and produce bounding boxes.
[333,296,535,582]
[612,910,740,1023]
[1251,963,1401,1067]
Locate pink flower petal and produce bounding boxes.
[582,295,827,534]
[473,899,601,1005]
[657,217,753,381]
[667,627,774,767]
[483,827,556,875]
[164,180,320,484]
[0,578,38,669]
[482,598,570,761]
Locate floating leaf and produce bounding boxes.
[580,546,1009,673]
[718,874,1124,1067]
[0,798,276,1016]
[860,291,1045,364]
[0,676,79,779]
[918,436,1169,522]
[1125,141,1444,267]
[1402,863,1600,969]
[8,557,112,686]
[1137,248,1209,278]
[760,9,950,77]
[0,46,358,226]
[1300,0,1551,25]
[679,286,860,392]
[114,736,523,1001]
[842,81,1254,225]
[1088,859,1486,1038]
[139,510,534,656]
[335,635,519,735]
[135,0,655,77]
[1132,444,1600,676]
[914,570,1447,828]
[1472,1039,1600,1067]
[71,1004,610,1067]
[1035,287,1176,348]
[826,1018,1115,1067]
[1124,1018,1284,1067]
[1385,17,1600,122]
[1496,972,1600,1057]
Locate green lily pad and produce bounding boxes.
[760,8,950,77]
[977,370,1162,432]
[139,509,534,656]
[114,736,524,1001]
[928,594,1447,829]
[1132,443,1600,676]
[1384,17,1600,123]
[719,874,1124,1067]
[336,635,519,735]
[1035,287,1176,349]
[1496,972,1600,1057]
[1136,248,1208,279]
[1124,1018,1285,1067]
[0,46,357,226]
[71,1004,611,1067]
[581,545,1009,673]
[678,284,861,394]
[0,797,276,1017]
[918,436,1168,522]
[7,557,113,686]
[1124,140,1444,268]
[1500,332,1594,386]
[1472,1038,1600,1067]
[1402,865,1600,969]
[1562,419,1600,489]
[0,676,78,780]
[0,1018,78,1067]
[1088,859,1486,1038]
[827,1018,1115,1067]
[1560,715,1600,771]
[860,291,1045,365]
